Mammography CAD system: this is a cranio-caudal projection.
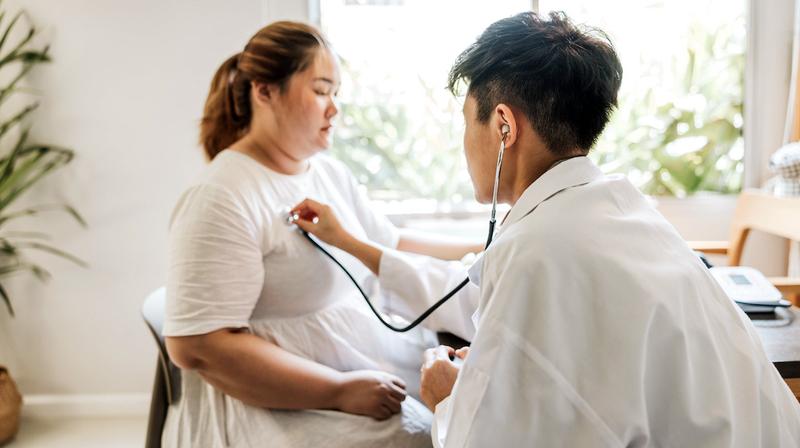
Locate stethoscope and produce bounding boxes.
[288,125,511,333]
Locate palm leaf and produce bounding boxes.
[10,241,87,267]
[0,60,39,107]
[3,230,50,240]
[0,128,30,183]
[0,282,12,317]
[0,5,84,317]
[0,12,39,68]
[0,102,38,140]
[0,10,24,58]
[0,262,50,280]
[0,145,73,210]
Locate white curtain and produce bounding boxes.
[782,0,800,276]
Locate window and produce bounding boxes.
[321,0,532,215]
[532,0,745,197]
[322,0,746,209]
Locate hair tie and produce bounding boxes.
[228,67,239,87]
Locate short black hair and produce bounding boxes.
[448,11,623,155]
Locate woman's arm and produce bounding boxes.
[292,199,482,274]
[397,229,484,261]
[166,329,407,420]
[293,198,481,340]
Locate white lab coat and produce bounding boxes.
[378,157,800,447]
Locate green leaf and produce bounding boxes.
[0,203,84,228]
[0,261,51,280]
[0,146,73,210]
[0,10,24,57]
[0,281,13,317]
[12,241,87,268]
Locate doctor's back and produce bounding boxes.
[391,10,800,447]
[446,163,800,447]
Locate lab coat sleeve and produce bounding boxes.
[378,248,479,341]
[433,248,623,448]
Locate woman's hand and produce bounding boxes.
[292,197,384,275]
[291,198,351,249]
[335,370,407,420]
[419,345,464,411]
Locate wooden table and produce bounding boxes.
[750,306,800,399]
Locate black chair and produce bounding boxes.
[142,287,182,448]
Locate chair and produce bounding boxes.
[689,189,800,304]
[142,287,182,448]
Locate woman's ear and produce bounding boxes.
[494,103,518,148]
[251,81,276,106]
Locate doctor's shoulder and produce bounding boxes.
[482,223,563,278]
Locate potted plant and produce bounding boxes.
[0,7,85,445]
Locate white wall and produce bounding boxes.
[0,0,268,402]
[0,0,794,410]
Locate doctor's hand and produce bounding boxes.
[335,370,407,421]
[420,345,464,412]
[291,198,351,248]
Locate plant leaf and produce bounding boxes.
[0,10,23,58]
[0,203,85,228]
[2,230,50,240]
[12,241,87,268]
[0,146,73,210]
[0,281,13,317]
[0,262,51,281]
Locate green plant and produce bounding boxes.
[332,59,474,205]
[592,18,745,197]
[0,8,86,317]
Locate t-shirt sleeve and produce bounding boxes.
[163,183,265,336]
[339,163,400,249]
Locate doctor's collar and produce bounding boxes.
[496,156,602,235]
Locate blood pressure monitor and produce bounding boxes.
[709,266,791,311]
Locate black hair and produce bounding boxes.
[448,11,623,155]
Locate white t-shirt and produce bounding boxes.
[163,150,433,448]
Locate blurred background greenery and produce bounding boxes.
[328,5,744,204]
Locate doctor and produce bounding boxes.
[293,11,800,447]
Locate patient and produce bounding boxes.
[162,21,478,447]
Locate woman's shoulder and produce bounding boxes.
[171,152,272,225]
[203,150,263,185]
[189,150,278,202]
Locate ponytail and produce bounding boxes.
[200,53,251,160]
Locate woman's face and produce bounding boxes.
[270,49,340,158]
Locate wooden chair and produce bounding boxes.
[689,189,800,304]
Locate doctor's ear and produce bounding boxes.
[494,104,517,148]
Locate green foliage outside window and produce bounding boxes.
[331,19,744,203]
[593,19,744,197]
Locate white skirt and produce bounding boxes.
[163,296,436,447]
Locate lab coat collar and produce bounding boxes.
[467,254,484,286]
[496,156,603,237]
[467,157,602,288]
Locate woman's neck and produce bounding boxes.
[233,132,309,175]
